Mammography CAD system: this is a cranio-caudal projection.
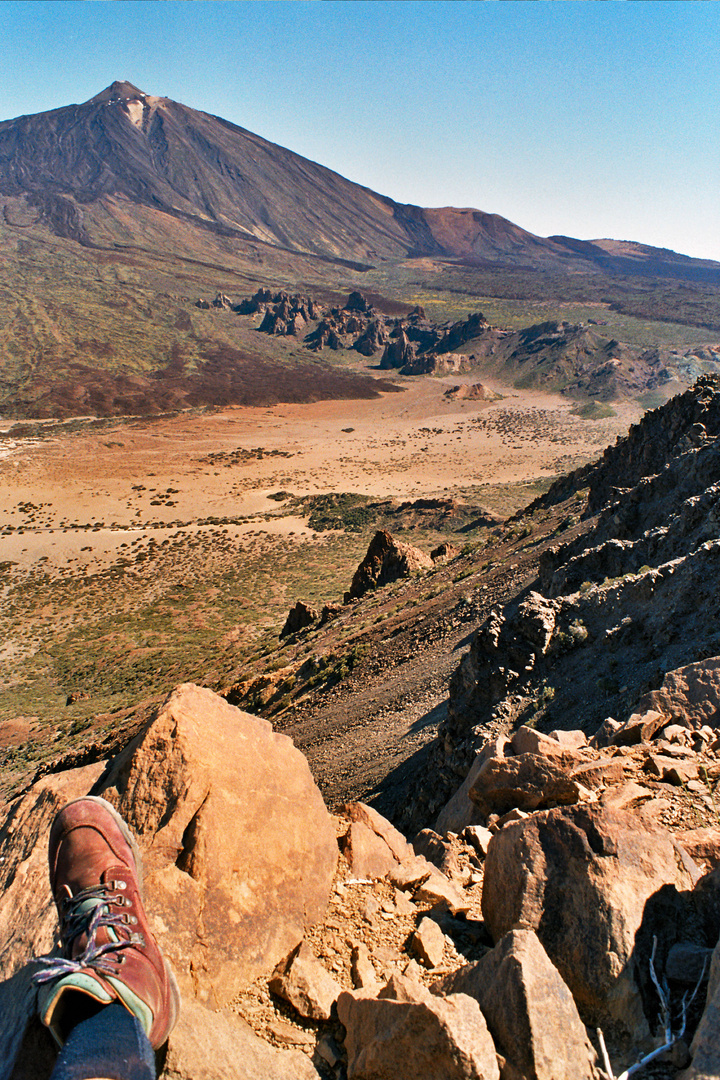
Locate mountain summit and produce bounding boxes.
[84,80,148,103]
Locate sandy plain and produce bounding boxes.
[0,374,639,575]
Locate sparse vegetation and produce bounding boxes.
[571,402,617,420]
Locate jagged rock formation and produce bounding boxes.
[427,376,720,811]
[345,530,434,601]
[281,601,319,639]
[238,287,720,401]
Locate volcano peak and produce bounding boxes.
[85,80,148,104]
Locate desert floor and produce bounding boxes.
[0,374,638,574]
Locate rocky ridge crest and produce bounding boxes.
[422,376,720,825]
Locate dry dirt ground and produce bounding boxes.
[0,372,639,803]
[0,375,635,569]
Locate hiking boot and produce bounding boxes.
[34,796,180,1050]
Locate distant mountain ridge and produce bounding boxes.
[1,80,718,280]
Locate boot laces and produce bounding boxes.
[33,882,146,984]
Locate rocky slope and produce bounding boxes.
[4,678,720,1079]
[4,376,720,1079]
[421,376,720,826]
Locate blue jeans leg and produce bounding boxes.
[49,1003,155,1080]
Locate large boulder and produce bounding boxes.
[435,929,597,1080]
[280,600,318,638]
[346,530,433,600]
[97,684,337,1005]
[435,737,511,835]
[340,801,414,878]
[468,753,581,817]
[337,974,499,1080]
[481,804,694,1038]
[634,658,720,730]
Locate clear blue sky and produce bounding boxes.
[1,0,718,261]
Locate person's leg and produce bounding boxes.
[48,1003,154,1080]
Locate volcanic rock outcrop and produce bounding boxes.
[423,376,720,818]
[345,530,434,601]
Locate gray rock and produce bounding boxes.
[681,936,720,1079]
[666,942,713,985]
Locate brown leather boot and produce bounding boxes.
[35,796,180,1050]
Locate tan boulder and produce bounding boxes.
[463,824,493,857]
[414,872,471,916]
[635,658,720,730]
[269,942,343,1021]
[600,780,654,811]
[548,729,588,750]
[351,942,380,991]
[645,754,699,784]
[570,757,626,789]
[610,709,666,745]
[435,737,511,835]
[337,974,499,1080]
[481,804,693,1037]
[412,828,460,875]
[510,725,568,757]
[410,917,447,969]
[340,821,401,879]
[387,855,435,891]
[97,683,337,1006]
[675,827,720,870]
[0,685,338,1077]
[434,929,597,1080]
[343,802,413,863]
[468,753,580,817]
[160,1000,320,1080]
